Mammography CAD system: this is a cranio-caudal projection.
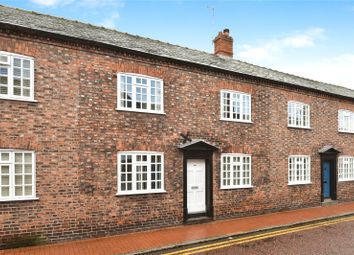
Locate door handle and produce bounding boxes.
[191,186,199,190]
[323,181,327,184]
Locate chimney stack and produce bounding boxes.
[213,28,233,58]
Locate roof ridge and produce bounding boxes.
[233,58,344,88]
[0,4,214,58]
[1,4,353,98]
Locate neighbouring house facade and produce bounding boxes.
[0,5,354,247]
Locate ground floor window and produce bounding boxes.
[0,150,36,201]
[117,151,164,195]
[338,156,354,181]
[221,154,252,189]
[288,155,311,185]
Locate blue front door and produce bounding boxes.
[323,161,331,198]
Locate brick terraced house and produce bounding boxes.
[0,5,354,247]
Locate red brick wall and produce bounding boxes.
[0,27,354,246]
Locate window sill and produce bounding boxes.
[288,182,312,186]
[220,118,253,124]
[116,108,166,115]
[0,197,39,202]
[338,131,354,134]
[338,179,354,182]
[116,190,167,196]
[220,185,253,190]
[0,96,38,103]
[288,125,311,130]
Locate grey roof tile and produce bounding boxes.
[1,5,353,99]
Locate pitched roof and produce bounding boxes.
[178,139,219,151]
[318,145,341,154]
[0,5,353,100]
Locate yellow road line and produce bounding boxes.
[186,217,354,255]
[162,215,354,255]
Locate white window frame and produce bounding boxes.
[220,153,252,189]
[220,90,252,123]
[288,101,310,129]
[338,156,354,182]
[338,110,354,133]
[116,73,164,114]
[0,51,36,102]
[117,151,165,195]
[288,155,311,185]
[0,150,37,201]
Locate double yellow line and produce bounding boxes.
[162,215,354,255]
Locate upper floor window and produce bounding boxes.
[0,150,36,201]
[117,73,164,114]
[338,110,354,133]
[220,90,251,122]
[117,151,165,195]
[338,156,354,181]
[288,155,311,185]
[221,154,252,189]
[0,51,34,101]
[288,101,310,128]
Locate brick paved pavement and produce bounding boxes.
[1,201,354,255]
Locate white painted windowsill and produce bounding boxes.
[288,182,312,186]
[338,130,354,134]
[116,108,166,115]
[288,125,311,130]
[220,185,254,190]
[0,96,38,103]
[0,197,39,202]
[116,190,167,196]
[220,118,253,124]
[338,179,354,182]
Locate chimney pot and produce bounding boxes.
[213,28,233,58]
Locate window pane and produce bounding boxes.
[1,176,9,185]
[15,176,23,185]
[0,67,8,75]
[13,58,21,67]
[15,164,22,174]
[24,164,32,174]
[23,60,31,69]
[1,153,9,162]
[23,89,30,97]
[13,68,21,77]
[0,77,7,85]
[24,186,32,196]
[23,79,30,87]
[1,187,9,197]
[0,86,8,95]
[1,165,9,174]
[25,175,32,185]
[0,55,8,64]
[15,186,23,196]
[23,69,30,78]
[15,153,23,163]
[24,153,32,163]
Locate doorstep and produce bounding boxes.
[321,198,338,206]
[1,201,354,255]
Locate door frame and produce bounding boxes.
[179,140,218,222]
[320,153,338,202]
[183,151,213,221]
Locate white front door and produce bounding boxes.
[187,159,206,214]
